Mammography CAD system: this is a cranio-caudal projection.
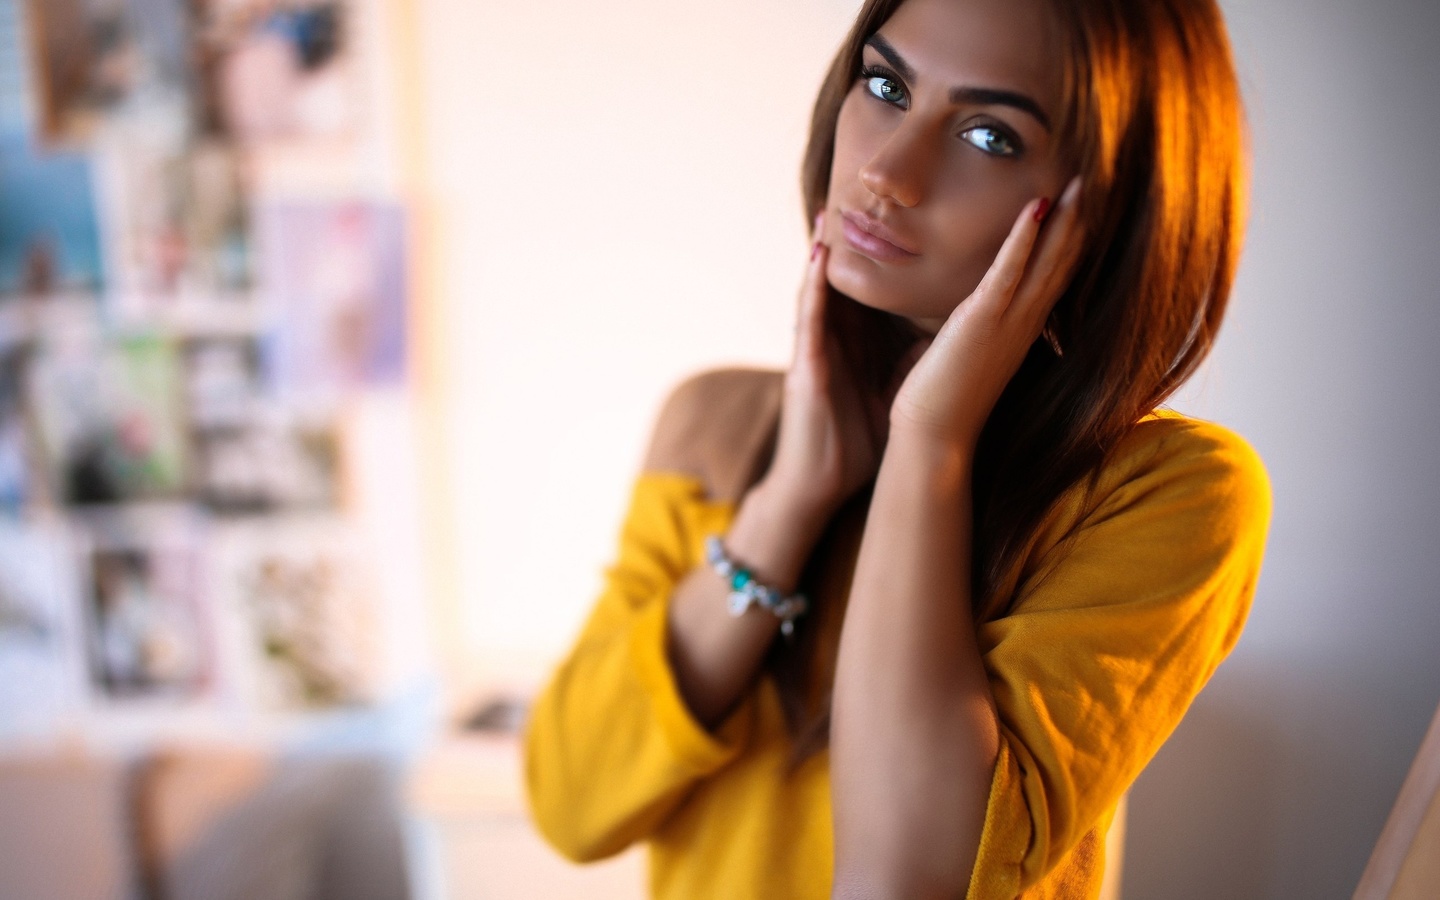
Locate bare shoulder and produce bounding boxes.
[641,367,784,504]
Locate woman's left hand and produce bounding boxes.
[890,175,1086,451]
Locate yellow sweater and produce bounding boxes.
[523,397,1271,899]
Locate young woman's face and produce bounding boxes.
[823,0,1073,333]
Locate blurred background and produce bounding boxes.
[0,0,1436,898]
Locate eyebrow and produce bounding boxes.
[865,35,1052,132]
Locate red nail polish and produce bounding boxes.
[1033,198,1052,222]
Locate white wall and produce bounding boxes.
[1128,0,1440,895]
[407,0,863,690]
[407,0,1440,895]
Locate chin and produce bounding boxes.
[826,252,954,331]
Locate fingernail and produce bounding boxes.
[814,210,824,234]
[811,240,823,261]
[1062,176,1084,207]
[1033,198,1052,223]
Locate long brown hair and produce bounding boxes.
[766,0,1249,772]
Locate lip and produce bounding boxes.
[840,210,920,262]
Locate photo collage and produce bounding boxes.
[0,0,409,732]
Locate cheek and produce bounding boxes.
[893,172,1027,310]
[927,198,1021,294]
[828,92,883,193]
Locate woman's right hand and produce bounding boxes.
[664,216,887,721]
[756,214,890,530]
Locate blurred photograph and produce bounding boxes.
[181,333,263,431]
[23,0,143,143]
[74,504,211,700]
[190,409,341,513]
[0,335,32,510]
[198,0,353,144]
[93,130,252,305]
[179,332,342,513]
[22,0,195,144]
[0,127,105,295]
[210,516,380,710]
[27,319,189,504]
[0,521,82,735]
[260,200,407,404]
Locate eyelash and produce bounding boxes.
[855,63,1025,160]
[859,64,909,107]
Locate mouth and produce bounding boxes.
[840,210,920,262]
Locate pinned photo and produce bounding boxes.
[198,0,353,144]
[23,0,195,145]
[260,200,407,404]
[190,410,341,513]
[0,127,105,295]
[27,320,189,504]
[72,504,212,700]
[0,520,84,734]
[92,133,252,306]
[209,516,380,710]
[0,336,33,511]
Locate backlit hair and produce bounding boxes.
[771,0,1249,771]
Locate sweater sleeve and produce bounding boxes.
[964,417,1273,897]
[521,470,757,863]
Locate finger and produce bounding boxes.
[794,225,831,366]
[966,195,1051,318]
[1010,176,1085,326]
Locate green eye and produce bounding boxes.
[864,75,907,106]
[961,126,1018,157]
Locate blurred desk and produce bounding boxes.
[408,733,645,900]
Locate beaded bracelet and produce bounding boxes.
[704,535,809,639]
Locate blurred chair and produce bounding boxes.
[0,751,136,900]
[134,746,411,900]
[0,745,409,900]
[1354,697,1440,899]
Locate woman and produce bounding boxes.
[523,0,1271,896]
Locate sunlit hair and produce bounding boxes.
[769,0,1250,771]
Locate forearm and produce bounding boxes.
[667,480,831,731]
[830,430,1000,899]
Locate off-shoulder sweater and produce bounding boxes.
[523,368,1271,899]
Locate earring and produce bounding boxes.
[1041,313,1064,357]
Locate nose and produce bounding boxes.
[858,119,937,209]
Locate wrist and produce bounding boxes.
[887,388,987,460]
[722,478,833,594]
[879,426,975,492]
